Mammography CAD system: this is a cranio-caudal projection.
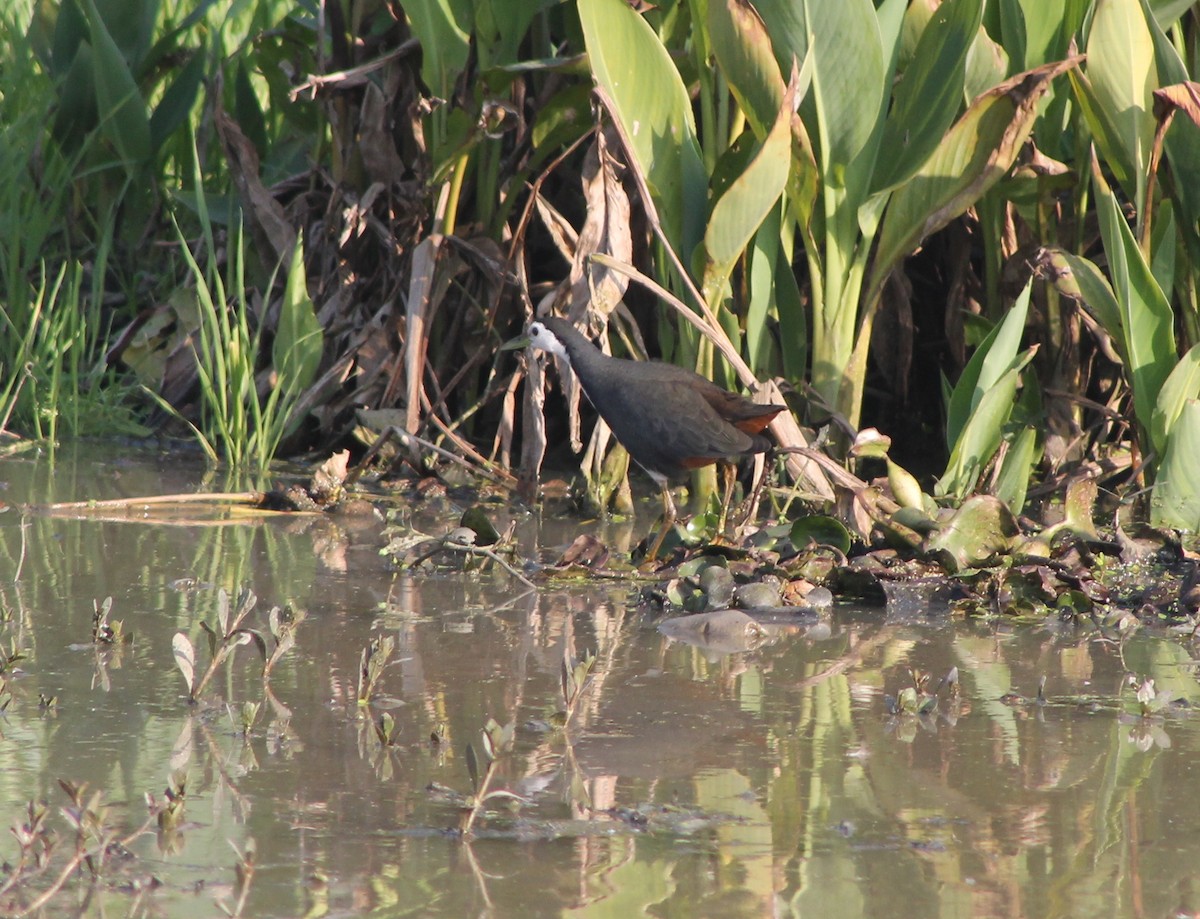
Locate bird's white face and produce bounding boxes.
[526,321,569,360]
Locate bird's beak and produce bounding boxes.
[499,333,531,351]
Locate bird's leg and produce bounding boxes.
[716,462,736,541]
[644,483,677,562]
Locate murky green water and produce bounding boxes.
[2,448,1200,918]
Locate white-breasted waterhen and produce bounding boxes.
[510,316,785,561]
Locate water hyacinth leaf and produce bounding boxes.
[704,76,795,295]
[868,57,1079,304]
[1087,0,1156,216]
[790,515,852,554]
[459,506,501,546]
[83,0,151,170]
[873,0,982,193]
[1093,157,1176,453]
[579,0,706,256]
[887,458,930,512]
[172,632,194,695]
[926,495,1020,572]
[992,425,1038,515]
[1044,475,1101,543]
[946,279,1032,451]
[1151,399,1200,531]
[1151,343,1200,449]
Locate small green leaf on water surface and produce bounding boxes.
[790,515,853,555]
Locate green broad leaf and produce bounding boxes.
[579,0,706,258]
[867,57,1078,305]
[704,79,794,296]
[801,0,885,178]
[403,0,471,100]
[1151,400,1200,531]
[707,0,786,140]
[1149,199,1176,302]
[1151,343,1200,449]
[1148,0,1198,26]
[1046,250,1124,354]
[1092,158,1176,453]
[48,0,89,79]
[790,515,853,555]
[1086,0,1157,216]
[995,0,1028,71]
[745,206,781,372]
[1142,7,1200,227]
[1017,0,1085,66]
[873,0,983,192]
[149,42,205,153]
[93,0,155,70]
[926,494,1020,572]
[963,20,1009,102]
[274,232,323,402]
[233,57,267,158]
[51,39,98,149]
[937,351,1037,499]
[1067,68,1136,192]
[774,246,807,380]
[992,426,1039,516]
[530,84,593,161]
[946,279,1033,451]
[474,0,554,68]
[752,0,809,93]
[84,0,151,170]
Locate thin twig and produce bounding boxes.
[31,492,265,511]
[411,537,538,588]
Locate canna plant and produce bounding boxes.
[1045,0,1200,528]
[578,0,1081,438]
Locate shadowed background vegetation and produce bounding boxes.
[3,0,1200,532]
